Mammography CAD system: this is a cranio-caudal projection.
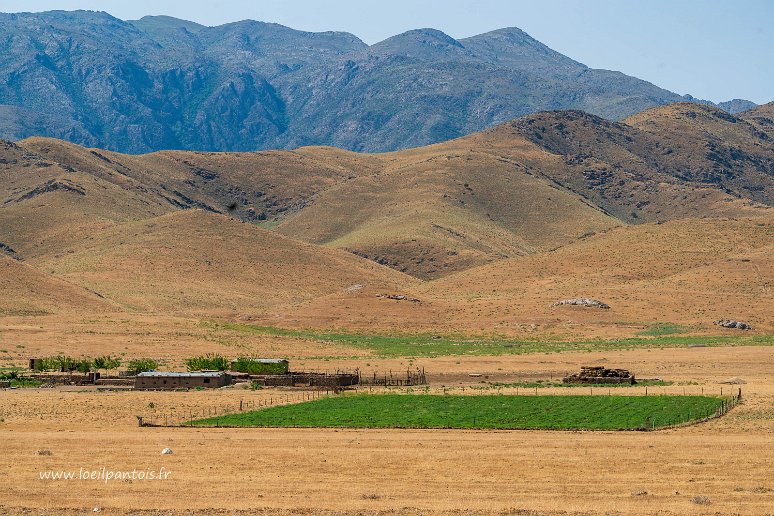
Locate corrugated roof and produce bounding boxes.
[136,371,226,377]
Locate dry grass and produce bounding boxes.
[1,345,773,514]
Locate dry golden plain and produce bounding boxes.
[1,343,773,515]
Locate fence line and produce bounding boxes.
[358,368,427,387]
[138,384,742,430]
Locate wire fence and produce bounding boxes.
[358,368,427,386]
[137,383,742,431]
[138,388,335,427]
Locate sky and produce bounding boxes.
[1,0,771,104]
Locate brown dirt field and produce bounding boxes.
[0,313,372,367]
[2,345,773,515]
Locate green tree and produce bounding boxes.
[186,354,228,371]
[127,358,158,374]
[94,355,122,373]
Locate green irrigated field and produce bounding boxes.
[188,394,727,430]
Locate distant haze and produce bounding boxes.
[0,0,771,104]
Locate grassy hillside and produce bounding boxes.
[6,102,772,282]
[422,216,774,332]
[624,103,774,205]
[35,210,417,314]
[1,105,772,334]
[277,146,619,278]
[0,255,114,316]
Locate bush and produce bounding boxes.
[34,355,81,372]
[186,354,229,372]
[75,359,93,374]
[0,370,19,380]
[250,381,264,391]
[232,357,288,375]
[11,378,43,388]
[93,355,122,371]
[127,358,158,374]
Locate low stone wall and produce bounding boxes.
[26,373,95,385]
[95,378,135,387]
[253,372,359,387]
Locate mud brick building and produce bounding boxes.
[134,371,231,390]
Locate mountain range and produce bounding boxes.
[0,10,760,154]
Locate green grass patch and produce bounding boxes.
[10,378,43,388]
[637,323,689,336]
[204,321,774,358]
[253,219,283,230]
[187,394,726,430]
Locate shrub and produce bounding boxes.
[127,358,158,374]
[11,378,43,388]
[34,355,81,372]
[250,381,264,391]
[93,355,122,371]
[75,359,93,374]
[0,370,19,381]
[231,357,288,375]
[186,354,228,372]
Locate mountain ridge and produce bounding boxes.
[0,10,761,154]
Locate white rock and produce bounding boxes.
[161,448,173,455]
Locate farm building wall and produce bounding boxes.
[134,374,231,390]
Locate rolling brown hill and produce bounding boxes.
[273,215,773,335]
[739,101,774,139]
[0,254,114,316]
[1,104,772,328]
[426,214,774,332]
[468,105,771,220]
[0,139,172,262]
[29,209,417,315]
[274,104,771,277]
[276,142,620,278]
[3,104,771,282]
[624,103,774,205]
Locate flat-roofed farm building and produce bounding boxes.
[134,372,231,390]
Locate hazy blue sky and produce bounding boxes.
[2,0,772,103]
